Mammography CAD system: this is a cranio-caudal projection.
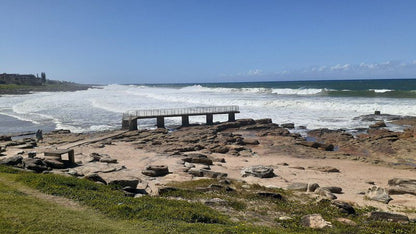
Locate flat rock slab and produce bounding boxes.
[388,178,416,196]
[142,165,169,177]
[368,212,409,223]
[241,165,275,178]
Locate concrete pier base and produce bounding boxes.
[228,112,235,122]
[128,119,138,131]
[181,115,189,126]
[157,116,165,128]
[206,114,213,125]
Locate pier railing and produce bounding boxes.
[123,105,239,120]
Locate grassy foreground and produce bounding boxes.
[0,165,415,233]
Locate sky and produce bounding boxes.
[1,0,416,84]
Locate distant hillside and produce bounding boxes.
[0,73,43,86]
[0,73,93,95]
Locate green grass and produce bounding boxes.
[0,165,415,233]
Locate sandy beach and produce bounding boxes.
[3,117,416,220]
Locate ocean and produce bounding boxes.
[1,79,416,134]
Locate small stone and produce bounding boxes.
[336,218,357,226]
[287,182,308,192]
[301,214,332,229]
[322,186,343,194]
[365,186,392,204]
[205,198,228,206]
[307,183,320,192]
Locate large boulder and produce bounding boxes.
[331,200,355,214]
[182,154,213,165]
[44,158,65,169]
[241,165,275,178]
[365,186,392,204]
[301,214,332,229]
[22,158,48,173]
[84,173,107,184]
[107,177,140,189]
[369,121,387,129]
[287,182,308,192]
[142,165,169,177]
[0,155,23,166]
[388,178,416,196]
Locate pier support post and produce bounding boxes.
[122,119,130,130]
[181,115,189,126]
[228,112,235,122]
[128,119,138,131]
[206,114,213,125]
[156,116,165,128]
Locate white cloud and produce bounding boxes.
[220,60,416,80]
[247,69,263,76]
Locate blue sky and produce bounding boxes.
[1,0,416,84]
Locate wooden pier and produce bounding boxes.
[122,106,240,130]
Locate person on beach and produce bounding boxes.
[35,129,43,142]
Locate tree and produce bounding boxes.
[41,72,46,84]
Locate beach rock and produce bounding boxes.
[209,145,229,154]
[255,118,273,124]
[365,186,392,204]
[322,186,343,194]
[28,151,36,158]
[307,183,320,192]
[308,166,340,173]
[0,155,23,166]
[157,187,178,195]
[241,165,275,178]
[287,182,308,192]
[336,218,357,226]
[242,138,260,145]
[22,158,48,173]
[84,173,107,184]
[142,165,169,177]
[257,192,283,199]
[44,158,65,169]
[301,214,332,229]
[188,168,227,178]
[182,154,213,165]
[90,152,117,163]
[281,123,295,129]
[205,198,228,206]
[257,127,291,137]
[314,187,337,200]
[368,212,409,223]
[387,178,416,196]
[107,177,140,189]
[296,141,335,151]
[370,121,387,129]
[0,135,12,141]
[331,200,355,214]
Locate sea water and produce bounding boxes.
[1,79,416,134]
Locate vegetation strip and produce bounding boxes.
[1,165,415,233]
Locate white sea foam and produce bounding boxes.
[1,84,416,133]
[370,89,393,93]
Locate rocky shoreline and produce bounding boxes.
[1,115,416,225]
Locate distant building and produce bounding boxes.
[0,73,43,86]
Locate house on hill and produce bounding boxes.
[0,73,43,86]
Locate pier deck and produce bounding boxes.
[122,106,239,130]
